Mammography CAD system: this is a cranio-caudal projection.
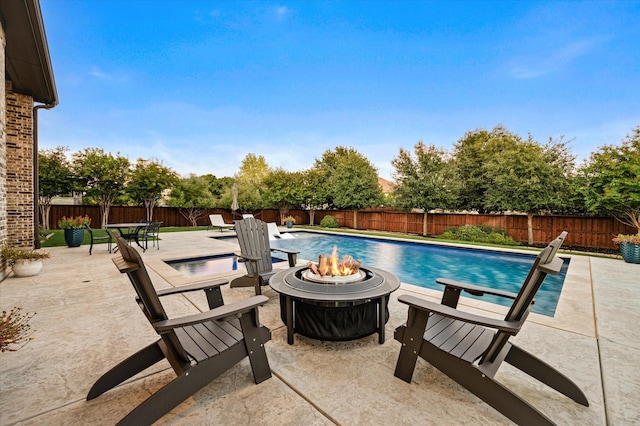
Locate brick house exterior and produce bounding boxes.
[1,0,58,279]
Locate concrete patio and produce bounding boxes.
[1,229,638,425]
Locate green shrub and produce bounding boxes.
[320,215,340,228]
[437,225,519,246]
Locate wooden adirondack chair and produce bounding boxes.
[230,217,299,295]
[87,236,272,425]
[394,232,589,426]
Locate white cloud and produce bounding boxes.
[274,6,290,21]
[89,66,129,83]
[508,39,600,79]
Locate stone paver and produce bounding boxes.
[1,230,637,425]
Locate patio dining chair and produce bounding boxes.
[84,223,112,255]
[139,221,161,250]
[393,232,589,425]
[87,236,272,425]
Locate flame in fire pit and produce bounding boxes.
[307,246,361,277]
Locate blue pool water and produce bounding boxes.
[268,233,568,317]
[167,254,285,278]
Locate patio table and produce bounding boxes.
[106,222,147,251]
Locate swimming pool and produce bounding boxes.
[268,232,568,317]
[166,254,286,278]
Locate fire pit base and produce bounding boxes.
[279,296,390,341]
[269,266,400,344]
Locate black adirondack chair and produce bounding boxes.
[393,232,589,426]
[230,217,299,295]
[87,236,272,425]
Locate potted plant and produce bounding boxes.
[283,215,296,229]
[0,307,36,352]
[58,215,90,247]
[2,245,50,277]
[612,233,640,264]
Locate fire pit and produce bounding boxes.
[269,263,400,344]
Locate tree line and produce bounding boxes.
[39,125,639,244]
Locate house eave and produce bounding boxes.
[1,0,58,106]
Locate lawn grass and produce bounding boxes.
[40,226,209,248]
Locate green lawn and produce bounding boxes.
[40,226,209,248]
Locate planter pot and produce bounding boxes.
[64,228,84,247]
[620,242,640,264]
[12,259,43,277]
[286,221,294,229]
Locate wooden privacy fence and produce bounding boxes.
[49,205,635,251]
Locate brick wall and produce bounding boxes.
[1,22,7,277]
[4,79,34,249]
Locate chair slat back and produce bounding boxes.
[209,214,224,226]
[235,217,273,276]
[481,231,567,364]
[113,235,191,364]
[114,235,168,322]
[505,231,567,323]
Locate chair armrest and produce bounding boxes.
[112,257,139,273]
[153,295,269,333]
[234,252,261,262]
[156,278,229,297]
[398,294,520,334]
[539,257,563,275]
[435,278,518,300]
[271,247,300,255]
[271,248,299,266]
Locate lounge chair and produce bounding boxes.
[230,217,299,295]
[267,222,295,240]
[207,214,235,232]
[84,223,112,255]
[87,236,272,425]
[393,232,589,425]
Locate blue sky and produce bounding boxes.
[39,0,639,180]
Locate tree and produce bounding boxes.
[236,153,270,186]
[127,159,178,222]
[73,148,130,227]
[262,169,305,223]
[202,174,234,200]
[233,153,271,213]
[299,168,328,225]
[453,126,515,211]
[577,127,640,232]
[482,135,575,244]
[314,146,383,210]
[391,142,459,212]
[168,175,216,226]
[38,146,74,229]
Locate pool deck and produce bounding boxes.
[1,229,639,425]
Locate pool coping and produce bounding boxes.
[145,232,594,339]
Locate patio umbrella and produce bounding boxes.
[231,182,239,211]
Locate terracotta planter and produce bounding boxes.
[620,242,640,264]
[12,259,43,277]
